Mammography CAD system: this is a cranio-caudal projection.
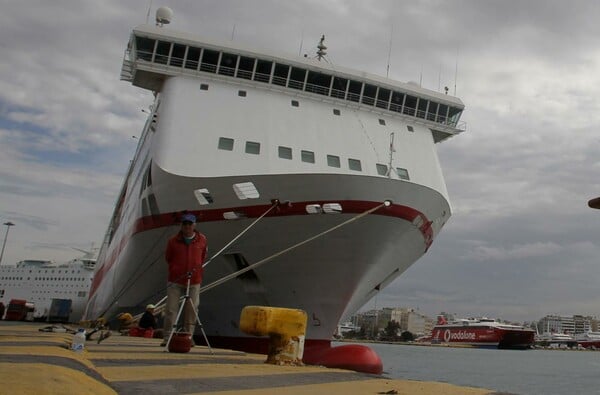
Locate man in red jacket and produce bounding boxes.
[161,213,207,346]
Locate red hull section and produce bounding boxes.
[196,336,383,374]
[430,325,535,349]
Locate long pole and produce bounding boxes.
[0,222,15,265]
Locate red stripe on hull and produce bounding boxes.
[89,200,432,299]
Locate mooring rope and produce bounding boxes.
[199,201,390,295]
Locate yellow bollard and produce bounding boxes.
[240,306,307,365]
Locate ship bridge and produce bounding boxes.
[121,25,465,143]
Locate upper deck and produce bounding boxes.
[121,24,465,143]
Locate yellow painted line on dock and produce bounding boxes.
[0,323,493,395]
[0,362,116,395]
[97,362,348,381]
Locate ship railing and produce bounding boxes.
[130,47,467,133]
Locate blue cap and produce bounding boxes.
[181,213,196,223]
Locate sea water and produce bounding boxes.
[363,342,600,395]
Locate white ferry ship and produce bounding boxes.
[0,250,96,322]
[83,8,465,373]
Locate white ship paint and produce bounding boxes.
[0,251,96,322]
[84,9,465,352]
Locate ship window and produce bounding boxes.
[194,188,213,205]
[376,163,388,176]
[200,83,209,90]
[378,119,386,126]
[288,67,306,90]
[233,182,260,200]
[348,158,362,171]
[390,91,404,113]
[397,167,410,180]
[291,100,299,107]
[273,63,289,86]
[347,80,362,102]
[327,155,341,168]
[331,77,348,99]
[238,90,247,97]
[333,109,341,116]
[245,141,260,155]
[218,137,234,151]
[278,146,292,159]
[200,49,219,73]
[155,40,171,65]
[427,102,439,121]
[301,150,315,163]
[218,53,237,76]
[135,36,155,61]
[361,84,377,106]
[169,43,186,67]
[185,46,201,70]
[438,104,449,124]
[376,88,391,109]
[448,107,462,126]
[407,125,414,132]
[417,98,428,119]
[237,56,255,80]
[254,60,272,83]
[306,71,331,96]
[404,95,417,116]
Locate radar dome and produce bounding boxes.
[156,6,173,26]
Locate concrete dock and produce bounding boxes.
[0,322,495,395]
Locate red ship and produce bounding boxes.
[429,316,535,349]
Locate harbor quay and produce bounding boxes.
[0,322,498,395]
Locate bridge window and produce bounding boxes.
[448,107,462,126]
[347,80,362,102]
[200,49,219,73]
[376,88,391,109]
[331,77,347,99]
[135,36,155,61]
[404,95,417,116]
[155,40,171,65]
[219,53,237,76]
[427,102,439,121]
[417,98,428,119]
[273,63,289,86]
[169,43,186,67]
[237,56,255,80]
[390,91,404,113]
[288,67,306,90]
[185,46,201,70]
[306,71,331,96]
[438,104,449,123]
[254,60,273,83]
[362,84,377,106]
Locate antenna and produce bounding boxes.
[298,28,305,56]
[145,0,153,24]
[316,35,327,61]
[231,24,236,41]
[454,47,459,95]
[386,25,393,78]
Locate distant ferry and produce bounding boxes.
[576,332,600,349]
[0,250,96,322]
[429,316,535,349]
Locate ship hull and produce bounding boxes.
[86,167,450,345]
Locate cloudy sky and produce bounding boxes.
[1,0,599,323]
